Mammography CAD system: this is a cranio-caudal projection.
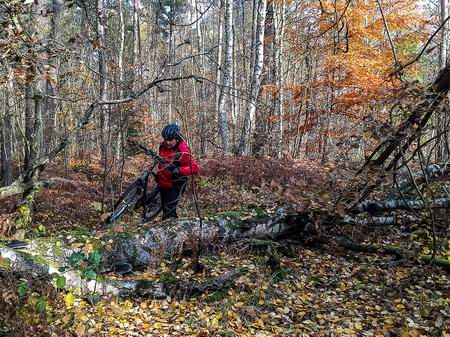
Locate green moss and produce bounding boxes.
[32,237,64,259]
[159,219,180,230]
[206,291,225,303]
[411,230,430,239]
[64,226,95,239]
[30,254,53,266]
[250,208,269,222]
[218,207,269,223]
[159,272,177,283]
[222,218,241,229]
[420,255,450,272]
[51,241,63,258]
[106,232,133,241]
[0,256,11,269]
[218,210,246,218]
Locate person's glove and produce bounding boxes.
[167,165,180,177]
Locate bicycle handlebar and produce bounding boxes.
[137,143,171,169]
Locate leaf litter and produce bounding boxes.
[45,249,449,337]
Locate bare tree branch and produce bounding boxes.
[0,75,203,200]
[158,0,214,27]
[375,0,400,74]
[390,14,450,77]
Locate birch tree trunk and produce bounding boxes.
[116,0,126,163]
[439,0,448,70]
[0,86,13,186]
[97,0,108,212]
[127,0,143,142]
[97,0,108,124]
[43,0,62,153]
[217,0,233,154]
[133,0,142,87]
[24,85,35,171]
[14,0,51,233]
[32,0,53,162]
[191,0,208,155]
[215,0,223,122]
[435,0,449,161]
[274,0,286,158]
[238,0,267,155]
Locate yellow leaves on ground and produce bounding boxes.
[82,243,95,254]
[64,292,75,307]
[46,251,449,336]
[354,322,363,330]
[74,322,86,337]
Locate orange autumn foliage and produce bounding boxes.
[286,0,428,121]
[322,0,427,113]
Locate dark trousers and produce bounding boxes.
[160,182,186,219]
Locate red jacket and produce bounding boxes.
[156,140,199,189]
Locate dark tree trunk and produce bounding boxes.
[0,110,13,186]
[24,84,35,172]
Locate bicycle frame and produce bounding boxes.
[106,143,169,224]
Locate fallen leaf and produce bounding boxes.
[65,292,75,307]
[74,323,85,337]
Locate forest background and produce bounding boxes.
[0,0,449,336]
[1,0,447,192]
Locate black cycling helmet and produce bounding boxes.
[162,123,181,140]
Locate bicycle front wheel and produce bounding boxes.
[108,185,143,223]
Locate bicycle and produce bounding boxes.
[105,144,168,224]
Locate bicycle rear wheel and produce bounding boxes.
[142,186,162,222]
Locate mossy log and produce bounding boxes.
[335,237,450,272]
[420,255,450,272]
[0,207,310,298]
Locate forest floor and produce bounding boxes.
[0,156,449,337]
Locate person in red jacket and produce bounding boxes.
[156,123,199,219]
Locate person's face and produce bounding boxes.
[163,138,177,149]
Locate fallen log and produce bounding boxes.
[421,255,450,272]
[340,216,398,226]
[365,63,450,171]
[334,238,450,272]
[0,243,243,300]
[353,197,450,214]
[395,163,450,195]
[351,63,450,207]
[99,207,310,272]
[0,207,311,299]
[335,237,404,260]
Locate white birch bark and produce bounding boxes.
[97,0,108,212]
[215,0,224,114]
[0,81,13,186]
[133,0,142,88]
[238,0,267,155]
[118,0,125,90]
[440,0,448,69]
[97,0,107,104]
[191,0,208,154]
[354,198,450,213]
[436,0,448,161]
[34,1,51,160]
[23,0,50,170]
[97,0,108,156]
[116,0,126,161]
[217,0,233,153]
[274,0,286,158]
